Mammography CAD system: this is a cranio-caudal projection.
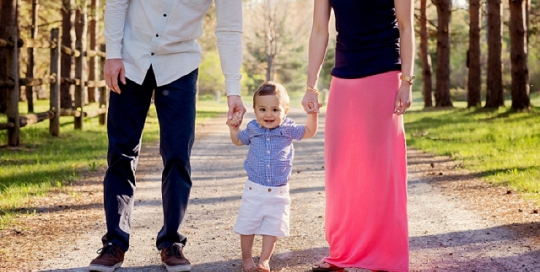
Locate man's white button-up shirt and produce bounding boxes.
[104,0,242,95]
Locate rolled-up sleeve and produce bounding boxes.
[104,0,129,59]
[215,0,243,96]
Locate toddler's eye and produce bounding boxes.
[273,109,279,112]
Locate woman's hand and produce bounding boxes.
[394,84,412,115]
[301,90,322,114]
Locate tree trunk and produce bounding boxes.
[0,3,5,115]
[485,0,504,108]
[509,0,530,110]
[467,0,482,107]
[434,0,453,107]
[25,0,39,112]
[61,0,76,109]
[88,0,99,103]
[0,0,14,114]
[420,0,433,108]
[526,0,530,43]
[7,26,20,146]
[0,0,3,113]
[74,2,88,129]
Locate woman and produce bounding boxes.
[302,0,414,271]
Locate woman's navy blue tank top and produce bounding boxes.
[329,0,401,79]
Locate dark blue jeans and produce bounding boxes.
[101,67,198,252]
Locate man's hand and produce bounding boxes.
[226,111,243,128]
[227,95,246,128]
[104,58,126,94]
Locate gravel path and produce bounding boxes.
[13,107,540,271]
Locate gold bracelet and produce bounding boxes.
[306,86,320,95]
[399,75,415,85]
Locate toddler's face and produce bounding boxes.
[253,95,288,129]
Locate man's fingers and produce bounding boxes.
[120,68,126,85]
[105,76,113,93]
[237,107,247,116]
[111,75,120,94]
[106,75,120,94]
[103,59,125,94]
[235,106,247,120]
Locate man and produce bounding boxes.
[88,1,245,272]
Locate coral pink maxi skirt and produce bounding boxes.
[323,71,408,271]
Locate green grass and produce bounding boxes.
[405,92,540,202]
[0,98,228,228]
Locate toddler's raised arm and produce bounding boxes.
[303,102,318,139]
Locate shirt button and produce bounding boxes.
[151,53,155,56]
[156,34,159,37]
[267,164,270,167]
[268,188,272,192]
[163,14,167,17]
[267,150,270,154]
[266,138,270,141]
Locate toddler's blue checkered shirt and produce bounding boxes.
[238,118,305,187]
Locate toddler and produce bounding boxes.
[226,81,318,272]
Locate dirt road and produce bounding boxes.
[2,107,540,271]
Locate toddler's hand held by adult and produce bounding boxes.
[226,111,243,128]
[227,95,246,128]
[301,91,321,114]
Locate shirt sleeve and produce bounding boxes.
[214,0,243,96]
[104,0,129,59]
[290,124,306,141]
[238,129,250,146]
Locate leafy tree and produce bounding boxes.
[243,0,311,93]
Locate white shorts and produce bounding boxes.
[233,180,291,238]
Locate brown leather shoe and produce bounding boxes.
[161,243,192,272]
[88,243,124,272]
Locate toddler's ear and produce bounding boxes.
[284,106,290,114]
